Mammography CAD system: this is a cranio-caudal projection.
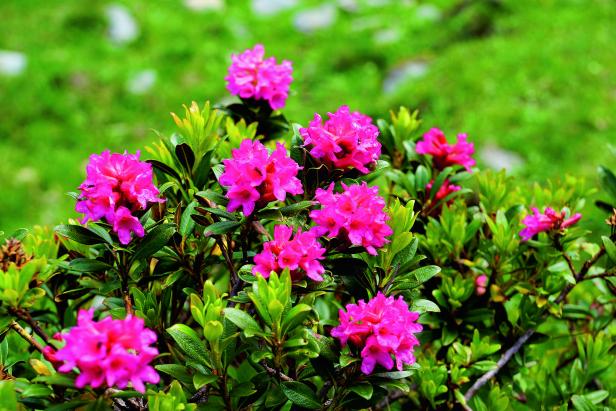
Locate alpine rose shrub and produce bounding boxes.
[416,128,475,172]
[219,139,303,215]
[253,225,326,281]
[54,309,159,393]
[6,43,614,411]
[519,206,582,241]
[331,292,422,375]
[75,151,163,244]
[300,105,381,174]
[225,44,293,110]
[310,182,393,255]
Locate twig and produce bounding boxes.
[464,246,607,403]
[464,328,535,402]
[556,247,606,304]
[261,362,293,382]
[189,385,210,404]
[8,307,50,343]
[582,271,616,282]
[10,321,44,353]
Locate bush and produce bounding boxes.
[1,45,614,410]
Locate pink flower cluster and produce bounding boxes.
[519,207,582,241]
[416,128,475,172]
[76,151,164,245]
[225,44,293,110]
[219,139,303,215]
[331,292,422,375]
[253,225,326,282]
[310,182,392,255]
[54,309,159,393]
[426,179,461,202]
[300,106,381,174]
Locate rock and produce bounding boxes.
[252,0,297,16]
[294,4,337,33]
[184,0,224,11]
[416,4,441,22]
[338,0,358,12]
[479,144,525,171]
[106,4,139,45]
[383,60,429,94]
[0,51,27,76]
[127,69,156,95]
[373,28,401,45]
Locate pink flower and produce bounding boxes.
[310,182,392,255]
[425,179,461,202]
[55,309,159,393]
[300,106,381,174]
[519,207,582,241]
[416,128,475,172]
[76,151,164,245]
[225,44,293,110]
[331,292,422,375]
[475,275,488,296]
[253,225,326,282]
[219,139,303,215]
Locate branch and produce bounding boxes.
[464,328,535,403]
[261,362,293,382]
[10,321,44,353]
[8,307,50,343]
[465,246,607,403]
[556,247,606,304]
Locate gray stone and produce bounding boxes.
[184,0,224,11]
[127,69,156,95]
[294,4,337,33]
[106,4,139,45]
[416,4,441,22]
[373,28,401,45]
[252,0,297,16]
[479,144,525,171]
[383,60,429,94]
[0,50,27,76]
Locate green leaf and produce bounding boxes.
[278,201,314,216]
[0,381,17,410]
[148,159,182,181]
[349,383,373,400]
[69,258,112,273]
[166,324,210,367]
[180,201,198,236]
[601,236,616,263]
[193,372,218,389]
[132,224,175,261]
[223,308,264,336]
[195,189,229,207]
[280,381,321,409]
[154,364,193,385]
[411,299,440,313]
[571,395,596,411]
[203,221,241,236]
[175,143,195,173]
[372,370,413,379]
[281,304,312,334]
[55,224,110,245]
[410,265,441,284]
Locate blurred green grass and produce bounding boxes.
[0,0,614,233]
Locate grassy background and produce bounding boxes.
[1,0,614,233]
